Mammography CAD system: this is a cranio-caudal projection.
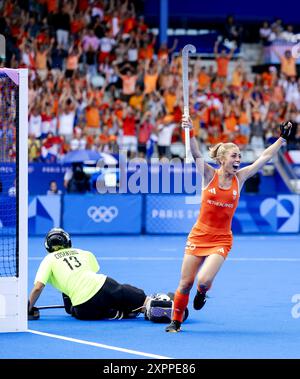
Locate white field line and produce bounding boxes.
[27,329,172,359]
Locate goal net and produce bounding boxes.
[0,68,28,332]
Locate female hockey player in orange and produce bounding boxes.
[165,118,293,332]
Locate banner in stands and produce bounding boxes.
[28,195,61,235]
[63,194,142,234]
[28,163,67,195]
[26,193,299,235]
[145,195,200,234]
[234,195,300,233]
[145,195,300,234]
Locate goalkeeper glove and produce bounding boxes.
[28,301,40,320]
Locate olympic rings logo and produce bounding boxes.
[87,206,118,223]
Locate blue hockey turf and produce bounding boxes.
[1,235,300,359]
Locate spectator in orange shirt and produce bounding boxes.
[143,60,161,95]
[232,132,249,149]
[65,44,82,78]
[261,69,273,88]
[211,76,226,93]
[231,62,244,89]
[206,129,226,146]
[113,100,124,122]
[224,101,239,136]
[114,62,138,102]
[164,86,177,115]
[157,38,178,64]
[129,86,144,112]
[85,99,100,135]
[274,49,297,78]
[138,33,156,62]
[214,39,235,79]
[35,39,54,80]
[197,65,211,91]
[98,125,111,152]
[120,105,138,158]
[100,107,114,132]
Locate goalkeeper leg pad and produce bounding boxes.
[146,299,189,323]
[146,299,173,323]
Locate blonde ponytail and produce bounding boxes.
[209,143,223,162]
[209,142,238,164]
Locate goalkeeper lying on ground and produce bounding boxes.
[28,228,189,323]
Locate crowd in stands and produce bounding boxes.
[259,19,300,44]
[1,0,300,165]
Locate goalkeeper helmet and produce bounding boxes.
[45,228,72,253]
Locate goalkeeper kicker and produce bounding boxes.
[28,228,189,323]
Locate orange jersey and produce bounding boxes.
[197,170,239,233]
[185,170,240,259]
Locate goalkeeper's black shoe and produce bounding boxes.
[193,290,206,310]
[165,320,181,333]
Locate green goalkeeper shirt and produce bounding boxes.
[34,248,107,306]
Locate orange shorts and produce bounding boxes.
[184,225,233,259]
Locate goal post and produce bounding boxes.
[0,68,28,332]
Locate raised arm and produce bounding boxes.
[214,40,220,58]
[227,45,236,60]
[237,121,293,186]
[112,61,122,77]
[168,38,178,54]
[182,116,215,183]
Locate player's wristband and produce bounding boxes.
[190,129,194,138]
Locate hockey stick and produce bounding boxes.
[182,44,196,163]
[36,305,65,310]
